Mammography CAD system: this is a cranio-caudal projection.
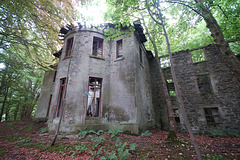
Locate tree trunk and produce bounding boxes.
[51,37,75,146]
[20,96,28,120]
[139,13,177,132]
[145,0,203,159]
[0,86,9,122]
[5,106,10,121]
[0,68,7,98]
[157,7,203,160]
[196,0,240,81]
[21,105,34,120]
[14,103,20,120]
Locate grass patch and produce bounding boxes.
[39,127,48,134]
[0,135,24,142]
[47,143,73,153]
[7,121,25,127]
[20,142,74,154]
[26,126,35,132]
[0,149,6,156]
[29,142,73,153]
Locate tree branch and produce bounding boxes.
[145,0,162,26]
[164,0,204,18]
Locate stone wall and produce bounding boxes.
[149,58,169,130]
[160,44,240,135]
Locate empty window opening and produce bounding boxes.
[160,56,171,68]
[166,79,175,91]
[116,39,123,58]
[87,77,102,117]
[47,94,52,118]
[65,37,73,57]
[166,79,176,96]
[173,109,180,123]
[191,49,206,63]
[53,71,57,82]
[166,79,173,83]
[55,78,66,117]
[92,37,103,56]
[169,90,176,97]
[197,75,212,94]
[204,108,221,124]
[139,47,143,64]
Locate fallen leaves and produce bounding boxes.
[0,121,240,159]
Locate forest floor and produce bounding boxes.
[0,120,239,160]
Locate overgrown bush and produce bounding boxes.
[108,127,123,138]
[72,127,137,159]
[141,130,152,137]
[166,129,177,140]
[39,127,48,134]
[208,128,240,137]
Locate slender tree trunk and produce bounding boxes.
[20,79,38,120]
[145,0,203,159]
[51,99,65,146]
[20,96,28,120]
[14,103,20,120]
[156,6,203,160]
[5,106,10,121]
[167,0,240,81]
[24,105,34,119]
[0,69,7,98]
[0,65,9,121]
[51,78,68,146]
[51,36,75,146]
[139,13,177,132]
[196,0,240,81]
[0,86,9,122]
[21,104,34,120]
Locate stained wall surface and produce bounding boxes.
[37,28,154,133]
[35,71,55,121]
[36,28,240,135]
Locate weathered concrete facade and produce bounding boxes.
[35,25,154,133]
[35,24,240,135]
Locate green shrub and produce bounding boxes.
[89,130,104,136]
[39,127,48,134]
[78,127,89,139]
[208,128,239,137]
[91,135,105,150]
[141,130,152,137]
[108,128,123,138]
[166,129,177,140]
[0,149,6,156]
[72,144,89,158]
[101,137,137,160]
[202,154,224,160]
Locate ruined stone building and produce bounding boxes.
[35,23,240,135]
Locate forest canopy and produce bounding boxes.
[0,0,239,122]
[0,0,78,121]
[104,0,240,55]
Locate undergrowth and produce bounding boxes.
[71,127,137,159]
[0,149,6,156]
[1,121,239,160]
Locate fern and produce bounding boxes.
[108,128,123,138]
